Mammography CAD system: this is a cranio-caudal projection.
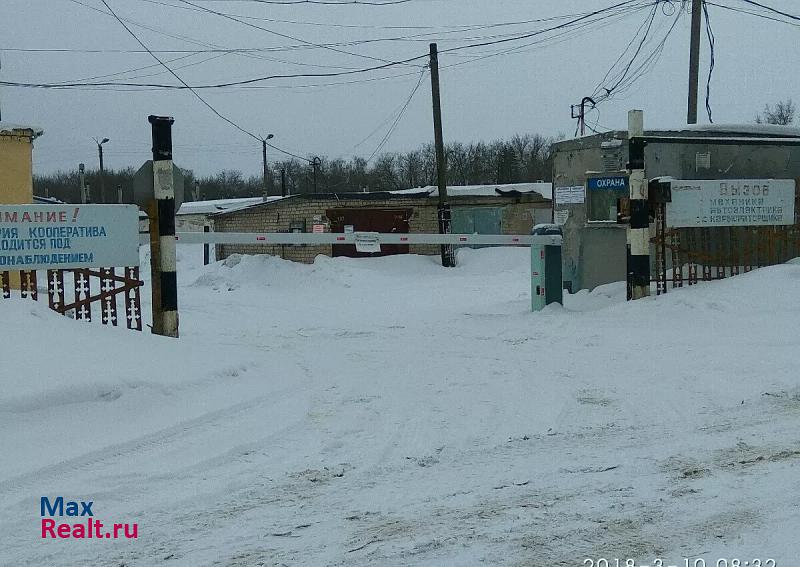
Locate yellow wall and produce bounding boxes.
[1,128,37,289]
[0,130,35,204]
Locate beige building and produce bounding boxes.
[213,185,552,263]
[1,124,43,288]
[0,123,42,204]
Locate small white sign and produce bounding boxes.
[555,186,584,205]
[312,224,325,234]
[152,160,175,200]
[554,209,570,225]
[354,232,381,254]
[0,205,140,270]
[667,179,796,228]
[344,225,355,234]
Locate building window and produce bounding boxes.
[586,175,629,222]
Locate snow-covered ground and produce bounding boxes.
[1,247,799,566]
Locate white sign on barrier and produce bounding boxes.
[667,179,796,228]
[0,205,140,270]
[354,232,381,254]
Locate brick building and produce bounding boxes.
[212,185,552,263]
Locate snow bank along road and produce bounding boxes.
[1,247,799,566]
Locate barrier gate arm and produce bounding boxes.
[139,232,537,246]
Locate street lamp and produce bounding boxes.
[93,137,110,203]
[262,133,274,197]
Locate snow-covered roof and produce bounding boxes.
[0,122,44,138]
[680,123,800,137]
[33,195,64,204]
[389,183,552,200]
[177,196,284,216]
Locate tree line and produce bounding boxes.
[33,134,556,204]
[34,99,796,204]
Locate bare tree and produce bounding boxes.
[756,99,796,125]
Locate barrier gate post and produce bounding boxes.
[531,233,563,312]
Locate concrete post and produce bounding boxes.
[627,110,650,300]
[148,115,179,337]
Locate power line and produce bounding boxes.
[736,0,800,21]
[706,0,800,26]
[0,53,427,90]
[185,0,414,4]
[366,66,427,162]
[593,2,660,102]
[178,0,420,67]
[1,1,651,91]
[97,0,309,159]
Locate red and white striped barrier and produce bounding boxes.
[141,232,538,247]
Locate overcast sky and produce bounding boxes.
[2,0,798,179]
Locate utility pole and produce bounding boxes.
[281,168,287,197]
[262,134,274,197]
[312,156,321,194]
[79,163,86,204]
[116,184,123,204]
[687,0,703,124]
[626,110,649,300]
[429,42,455,268]
[148,115,179,338]
[94,137,110,203]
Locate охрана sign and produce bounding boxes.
[0,205,140,270]
[587,176,629,191]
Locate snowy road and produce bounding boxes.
[2,248,799,566]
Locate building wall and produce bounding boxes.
[0,131,35,204]
[213,195,550,263]
[176,213,211,232]
[1,129,37,289]
[553,132,800,291]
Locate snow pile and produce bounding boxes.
[2,248,799,566]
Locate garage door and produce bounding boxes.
[327,208,411,258]
[451,207,503,248]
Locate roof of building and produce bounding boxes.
[389,183,553,199]
[0,123,44,138]
[177,196,283,216]
[554,123,800,151]
[33,195,64,204]
[211,184,552,217]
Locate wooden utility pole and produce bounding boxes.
[429,42,455,268]
[687,0,703,124]
[79,163,86,204]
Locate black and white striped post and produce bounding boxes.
[627,109,650,301]
[148,115,179,337]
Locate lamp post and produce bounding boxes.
[262,133,274,197]
[93,137,110,203]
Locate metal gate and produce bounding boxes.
[651,190,800,294]
[1,267,144,330]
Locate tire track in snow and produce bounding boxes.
[0,383,305,498]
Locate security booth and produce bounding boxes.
[530,224,563,312]
[552,124,800,291]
